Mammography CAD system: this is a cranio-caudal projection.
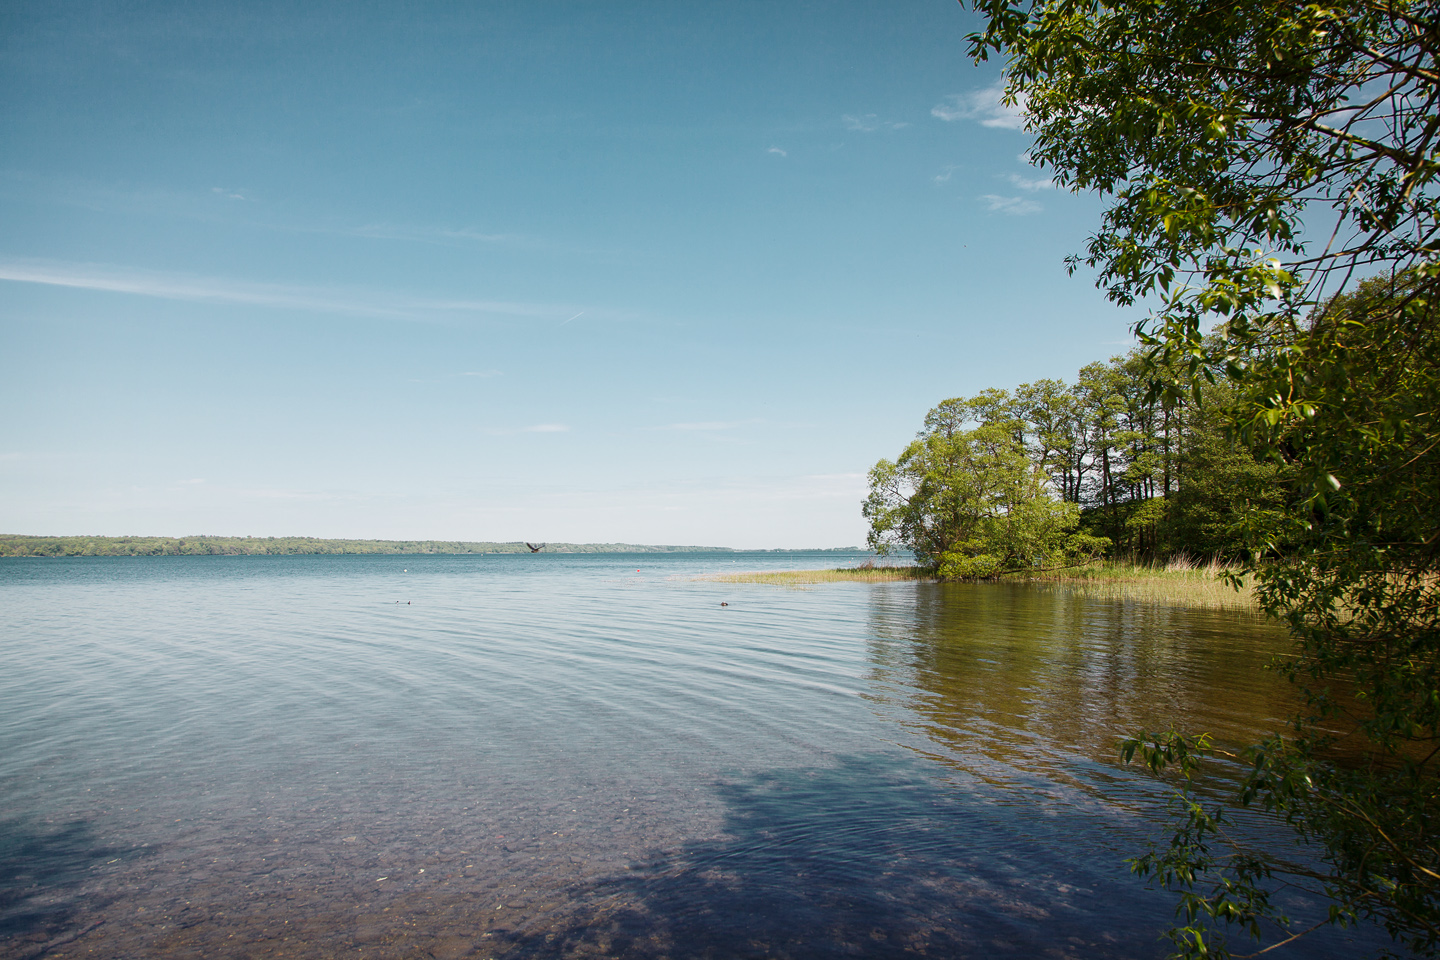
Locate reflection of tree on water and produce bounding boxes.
[853,583,1396,958]
[495,753,1172,959]
[0,817,121,959]
[861,582,1297,797]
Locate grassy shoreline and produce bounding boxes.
[1019,558,1257,610]
[704,558,1259,611]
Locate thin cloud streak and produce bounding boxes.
[1006,172,1055,191]
[0,257,560,321]
[0,171,555,254]
[932,82,1027,130]
[981,194,1043,215]
[842,113,909,132]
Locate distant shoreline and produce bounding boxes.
[0,535,861,558]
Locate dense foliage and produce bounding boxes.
[864,348,1279,574]
[1120,276,1440,958]
[864,405,1089,577]
[961,0,1440,954]
[967,0,1440,385]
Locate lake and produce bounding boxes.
[0,553,1394,958]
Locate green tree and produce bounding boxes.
[968,0,1439,379]
[965,0,1440,954]
[1075,359,1132,539]
[1122,277,1440,957]
[864,396,1096,578]
[1161,384,1284,558]
[1014,377,1086,501]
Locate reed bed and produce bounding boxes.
[1023,573,1258,611]
[704,556,1260,610]
[1011,556,1259,611]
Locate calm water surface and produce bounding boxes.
[0,554,1392,958]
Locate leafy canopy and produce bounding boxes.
[963,0,1440,955]
[864,398,1091,578]
[968,0,1440,398]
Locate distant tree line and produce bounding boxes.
[865,344,1283,575]
[0,536,757,558]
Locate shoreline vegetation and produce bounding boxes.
[0,535,860,558]
[706,557,1258,611]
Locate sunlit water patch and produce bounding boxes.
[0,554,1393,958]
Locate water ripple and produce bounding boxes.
[0,554,1392,959]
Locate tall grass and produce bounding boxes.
[704,555,1259,610]
[1011,556,1258,611]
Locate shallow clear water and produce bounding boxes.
[0,554,1392,958]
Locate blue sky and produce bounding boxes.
[1,0,1143,548]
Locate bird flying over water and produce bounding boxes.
[526,542,545,553]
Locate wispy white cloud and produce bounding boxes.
[933,165,961,184]
[932,82,1027,130]
[462,369,503,378]
[842,113,909,132]
[767,146,788,157]
[981,194,1043,216]
[1005,172,1055,191]
[0,257,560,322]
[0,171,554,254]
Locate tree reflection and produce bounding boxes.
[493,753,1172,959]
[861,583,1296,794]
[0,817,119,957]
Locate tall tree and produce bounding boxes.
[1162,383,1284,558]
[865,398,1093,578]
[1014,378,1083,500]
